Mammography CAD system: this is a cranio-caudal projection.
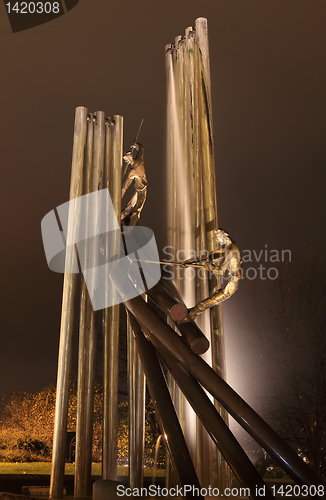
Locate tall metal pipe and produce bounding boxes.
[133,328,146,487]
[74,111,105,497]
[127,315,135,486]
[50,106,87,498]
[128,313,204,499]
[195,17,227,387]
[195,17,229,487]
[102,115,123,480]
[74,113,94,498]
[165,44,177,285]
[110,275,322,488]
[127,311,145,488]
[165,337,178,490]
[184,25,214,488]
[166,33,198,470]
[166,44,186,469]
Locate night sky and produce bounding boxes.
[0,0,325,436]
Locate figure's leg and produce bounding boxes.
[187,289,227,321]
[121,192,138,220]
[121,191,147,225]
[187,280,239,321]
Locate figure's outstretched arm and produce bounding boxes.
[121,192,138,220]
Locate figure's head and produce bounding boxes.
[131,142,139,153]
[214,228,231,247]
[123,151,133,165]
[124,142,143,165]
[131,142,144,159]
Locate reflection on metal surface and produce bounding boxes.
[152,434,162,486]
[75,111,105,497]
[165,17,230,487]
[127,309,145,488]
[50,107,87,499]
[49,110,124,497]
[102,115,123,481]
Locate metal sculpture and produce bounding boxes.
[121,142,147,226]
[182,229,242,321]
[48,17,323,500]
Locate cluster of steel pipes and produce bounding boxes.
[49,108,123,498]
[165,17,230,489]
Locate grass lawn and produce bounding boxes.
[0,462,165,477]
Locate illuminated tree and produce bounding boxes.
[0,381,161,465]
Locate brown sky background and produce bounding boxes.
[0,0,325,441]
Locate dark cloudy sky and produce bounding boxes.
[0,0,325,425]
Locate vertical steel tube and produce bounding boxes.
[74,111,105,497]
[134,333,145,486]
[165,350,177,490]
[74,113,94,497]
[195,17,229,487]
[50,107,87,498]
[184,27,214,487]
[166,33,197,470]
[166,43,175,262]
[127,314,135,485]
[102,115,123,480]
[165,44,185,488]
[127,311,146,488]
[195,16,226,384]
